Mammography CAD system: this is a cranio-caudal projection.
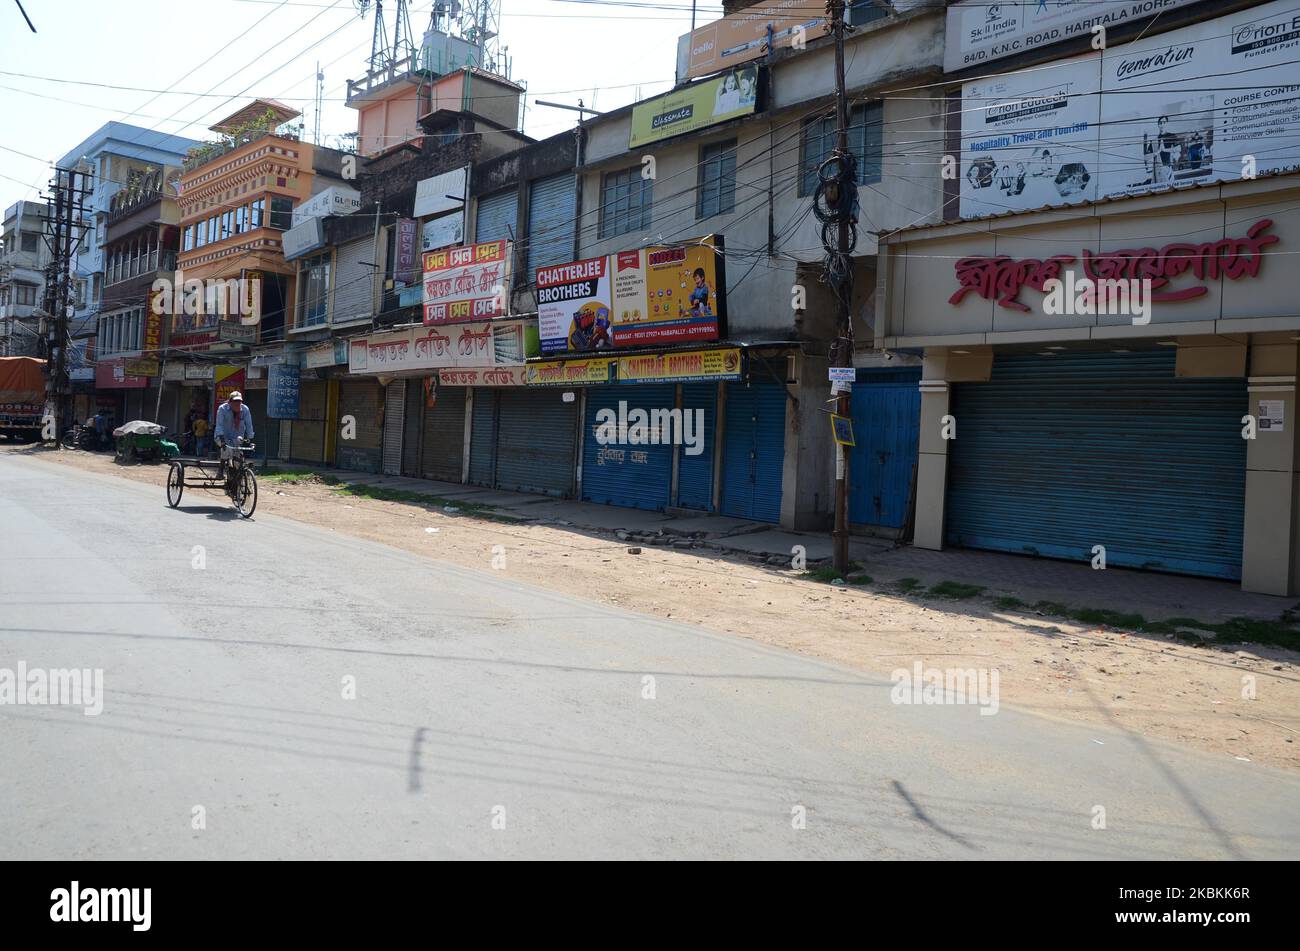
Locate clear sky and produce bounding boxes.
[1,0,721,208]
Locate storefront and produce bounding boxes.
[336,378,384,473]
[875,171,1300,593]
[464,366,578,496]
[849,366,922,535]
[719,379,785,523]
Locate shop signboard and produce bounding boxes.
[268,363,301,418]
[616,348,742,383]
[396,218,420,285]
[944,0,1205,73]
[438,367,525,387]
[536,235,727,353]
[630,67,760,148]
[677,4,829,82]
[214,365,246,407]
[349,320,528,374]
[95,358,147,389]
[958,0,1300,218]
[422,239,511,324]
[524,358,617,386]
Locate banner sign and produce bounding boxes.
[959,0,1300,218]
[304,340,348,369]
[396,218,419,286]
[421,212,466,253]
[144,291,164,355]
[268,363,301,418]
[123,358,159,377]
[949,218,1279,312]
[630,67,760,148]
[438,367,525,387]
[95,358,148,389]
[536,235,727,354]
[524,358,617,386]
[944,0,1205,73]
[349,320,529,374]
[214,365,246,407]
[422,239,511,324]
[616,348,742,383]
[413,166,468,218]
[677,4,829,82]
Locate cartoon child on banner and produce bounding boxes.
[689,267,714,318]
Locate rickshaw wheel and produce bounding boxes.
[234,468,257,519]
[166,464,184,508]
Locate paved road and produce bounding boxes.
[1,452,1298,860]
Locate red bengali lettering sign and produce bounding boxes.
[949,219,1279,313]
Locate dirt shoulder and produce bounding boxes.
[14,443,1300,771]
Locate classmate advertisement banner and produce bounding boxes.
[629,67,760,148]
[959,0,1300,218]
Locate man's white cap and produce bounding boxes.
[229,391,243,401]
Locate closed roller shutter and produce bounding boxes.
[475,189,518,244]
[468,388,498,486]
[421,383,465,482]
[946,351,1247,579]
[242,389,274,460]
[291,381,327,463]
[676,382,717,511]
[721,382,786,523]
[850,367,921,529]
[336,380,382,472]
[582,384,675,511]
[526,173,577,277]
[332,238,375,325]
[382,380,406,476]
[401,381,422,476]
[497,388,577,496]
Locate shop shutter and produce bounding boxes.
[242,390,274,460]
[401,381,422,476]
[332,238,375,325]
[277,419,291,461]
[946,351,1247,580]
[335,380,382,472]
[582,384,675,510]
[382,380,406,475]
[721,382,786,523]
[849,367,921,529]
[497,388,577,496]
[475,189,518,244]
[676,382,717,511]
[468,388,498,486]
[292,381,327,463]
[421,384,465,482]
[526,173,577,277]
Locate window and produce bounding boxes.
[251,198,265,229]
[296,252,331,327]
[20,232,38,253]
[269,196,294,231]
[799,101,883,196]
[15,284,36,306]
[208,215,218,245]
[599,167,653,239]
[182,225,192,252]
[221,210,233,240]
[194,222,205,249]
[697,139,737,219]
[235,205,248,235]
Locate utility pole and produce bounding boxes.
[827,0,856,575]
[41,164,91,438]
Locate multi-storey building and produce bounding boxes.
[0,200,49,357]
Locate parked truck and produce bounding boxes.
[0,356,49,442]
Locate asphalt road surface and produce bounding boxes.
[2,453,1298,860]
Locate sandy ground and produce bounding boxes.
[13,443,1300,771]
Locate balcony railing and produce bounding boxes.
[182,129,300,175]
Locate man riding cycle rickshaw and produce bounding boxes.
[214,390,255,494]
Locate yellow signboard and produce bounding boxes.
[525,358,616,386]
[616,348,742,384]
[680,6,829,81]
[629,67,760,148]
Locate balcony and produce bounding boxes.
[182,128,300,176]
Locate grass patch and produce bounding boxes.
[927,580,985,600]
[892,577,923,594]
[993,595,1026,610]
[846,574,873,586]
[258,467,524,520]
[1025,601,1300,648]
[259,468,336,484]
[804,565,846,583]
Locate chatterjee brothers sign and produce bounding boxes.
[949,218,1278,312]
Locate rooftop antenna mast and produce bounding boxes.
[355,0,391,74]
[459,0,502,75]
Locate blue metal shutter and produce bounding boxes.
[468,388,497,486]
[850,367,921,529]
[332,238,374,324]
[527,173,577,277]
[676,382,717,511]
[946,351,1246,579]
[475,189,518,244]
[496,388,577,496]
[721,382,786,523]
[582,384,675,510]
